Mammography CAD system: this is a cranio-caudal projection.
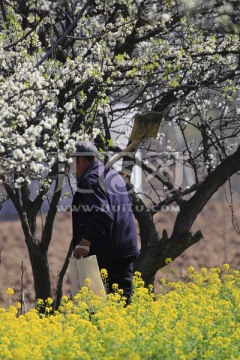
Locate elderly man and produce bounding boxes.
[72,141,139,301]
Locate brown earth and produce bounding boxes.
[1,194,240,308]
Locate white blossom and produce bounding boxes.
[162,13,171,22]
[16,138,26,147]
[0,0,239,193]
[33,149,45,161]
[41,117,57,130]
[13,149,25,160]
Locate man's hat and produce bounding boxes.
[73,140,99,158]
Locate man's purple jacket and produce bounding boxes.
[72,160,139,263]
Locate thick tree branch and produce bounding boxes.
[171,145,240,240]
[134,229,203,286]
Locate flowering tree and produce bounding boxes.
[1,0,240,304]
[183,0,240,34]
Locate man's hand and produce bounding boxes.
[74,239,91,258]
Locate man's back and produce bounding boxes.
[72,160,139,263]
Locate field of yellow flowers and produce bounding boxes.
[1,265,240,360]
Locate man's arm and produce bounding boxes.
[73,180,113,258]
[74,209,113,257]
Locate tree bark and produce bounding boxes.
[26,240,52,301]
[54,240,73,310]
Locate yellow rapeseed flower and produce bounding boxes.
[1,266,240,359]
[201,267,208,276]
[46,297,53,305]
[84,278,91,287]
[222,263,230,272]
[100,268,108,278]
[6,288,14,295]
[16,302,22,310]
[36,299,44,305]
[11,348,26,360]
[111,283,119,291]
[61,295,68,303]
[134,271,141,277]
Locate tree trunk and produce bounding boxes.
[134,145,240,287]
[26,239,52,301]
[134,222,203,287]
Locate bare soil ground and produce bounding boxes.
[1,196,240,307]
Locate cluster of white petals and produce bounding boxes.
[0,0,240,194]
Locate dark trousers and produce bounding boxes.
[98,256,136,302]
